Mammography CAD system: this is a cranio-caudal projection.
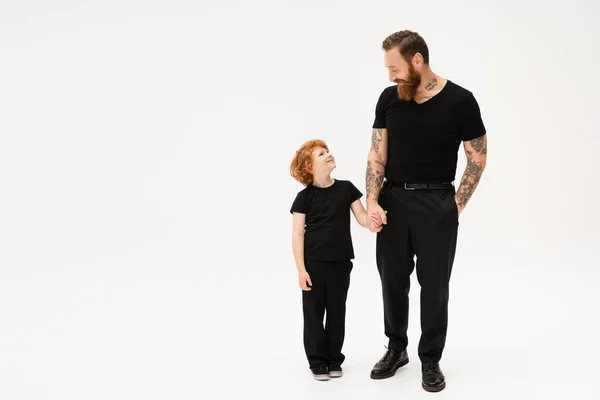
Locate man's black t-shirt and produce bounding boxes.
[290,179,362,261]
[373,80,486,183]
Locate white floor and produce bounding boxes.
[0,249,598,400]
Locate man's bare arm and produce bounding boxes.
[456,134,487,211]
[366,128,388,204]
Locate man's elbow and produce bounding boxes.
[468,154,487,169]
[369,152,387,167]
[479,155,487,170]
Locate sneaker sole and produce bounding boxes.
[370,357,409,380]
[312,374,330,381]
[422,381,446,392]
[329,371,343,378]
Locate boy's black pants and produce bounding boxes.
[302,259,352,368]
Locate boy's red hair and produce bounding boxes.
[290,139,329,186]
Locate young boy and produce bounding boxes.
[289,139,372,381]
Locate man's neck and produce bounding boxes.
[417,69,439,94]
[414,69,446,102]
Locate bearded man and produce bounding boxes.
[365,30,487,393]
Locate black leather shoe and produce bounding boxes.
[421,361,446,392]
[370,348,409,379]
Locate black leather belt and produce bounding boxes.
[386,180,453,190]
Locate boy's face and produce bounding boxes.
[310,146,336,174]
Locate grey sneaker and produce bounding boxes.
[328,364,343,378]
[311,363,330,381]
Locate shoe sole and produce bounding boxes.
[329,371,343,378]
[312,374,330,381]
[370,357,409,380]
[422,381,446,392]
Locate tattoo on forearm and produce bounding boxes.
[375,160,386,167]
[371,129,383,153]
[366,160,384,201]
[455,160,484,208]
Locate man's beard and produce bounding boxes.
[395,64,421,101]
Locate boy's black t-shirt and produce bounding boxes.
[290,179,362,261]
[373,80,486,184]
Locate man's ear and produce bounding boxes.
[412,52,424,67]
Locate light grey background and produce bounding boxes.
[1,0,599,399]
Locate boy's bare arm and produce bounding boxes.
[292,212,312,291]
[350,199,368,228]
[291,212,306,272]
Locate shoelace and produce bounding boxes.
[381,347,394,362]
[316,364,328,373]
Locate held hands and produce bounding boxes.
[367,202,388,233]
[298,270,312,291]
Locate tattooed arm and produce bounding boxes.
[455,134,487,214]
[366,128,388,204]
[366,128,388,231]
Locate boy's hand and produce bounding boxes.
[298,270,312,291]
[368,210,387,229]
[367,203,388,232]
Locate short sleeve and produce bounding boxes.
[290,191,307,214]
[348,181,363,204]
[458,93,486,142]
[372,89,388,129]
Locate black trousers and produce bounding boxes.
[302,259,352,368]
[376,181,459,363]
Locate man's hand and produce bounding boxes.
[455,198,464,216]
[367,202,387,232]
[298,270,312,291]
